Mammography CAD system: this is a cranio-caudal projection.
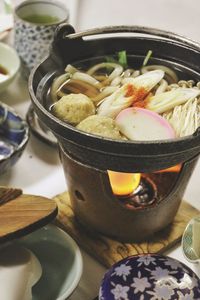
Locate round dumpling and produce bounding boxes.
[77,115,125,140]
[52,93,95,125]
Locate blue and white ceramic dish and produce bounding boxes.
[0,102,29,174]
[16,224,83,300]
[99,254,200,300]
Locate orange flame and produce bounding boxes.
[108,164,181,196]
[108,164,182,196]
[108,171,141,196]
[156,164,182,173]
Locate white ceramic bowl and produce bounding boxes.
[0,42,20,93]
[17,224,83,300]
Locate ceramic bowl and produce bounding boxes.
[16,224,83,300]
[99,254,200,300]
[182,215,200,263]
[0,42,20,93]
[0,13,13,41]
[0,102,29,174]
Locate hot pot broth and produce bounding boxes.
[48,54,200,140]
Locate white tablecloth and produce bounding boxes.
[0,1,200,299]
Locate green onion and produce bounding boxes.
[147,88,200,113]
[118,50,127,68]
[105,56,117,64]
[106,50,128,68]
[142,50,153,67]
[105,56,118,72]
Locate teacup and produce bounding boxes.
[14,0,69,77]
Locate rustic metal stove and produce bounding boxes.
[29,25,200,242]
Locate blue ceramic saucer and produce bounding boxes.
[99,254,200,300]
[16,224,83,300]
[0,102,29,174]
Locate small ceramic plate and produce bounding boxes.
[182,215,200,263]
[16,224,83,300]
[26,105,57,147]
[99,254,200,300]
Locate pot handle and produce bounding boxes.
[60,24,200,53]
[193,127,200,137]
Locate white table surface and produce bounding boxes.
[0,1,200,299]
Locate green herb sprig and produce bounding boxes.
[142,50,153,66]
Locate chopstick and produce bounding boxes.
[0,186,22,206]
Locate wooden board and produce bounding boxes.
[0,193,57,243]
[54,191,200,268]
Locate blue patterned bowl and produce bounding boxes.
[99,254,200,300]
[0,102,29,174]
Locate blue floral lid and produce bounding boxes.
[99,254,200,300]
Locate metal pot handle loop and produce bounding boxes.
[193,127,200,137]
[63,25,200,53]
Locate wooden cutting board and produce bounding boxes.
[54,191,200,268]
[0,187,57,243]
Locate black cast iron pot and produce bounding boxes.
[29,24,200,173]
[29,25,200,242]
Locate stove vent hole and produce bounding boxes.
[75,190,85,201]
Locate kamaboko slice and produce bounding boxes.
[115,107,176,141]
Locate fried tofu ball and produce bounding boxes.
[76,115,125,140]
[52,93,95,125]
